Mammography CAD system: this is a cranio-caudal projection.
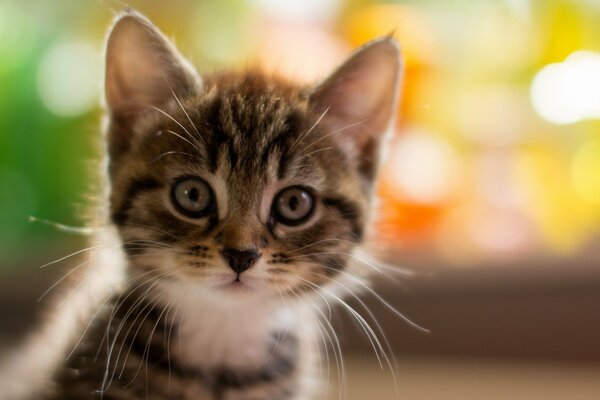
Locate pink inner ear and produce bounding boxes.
[104,13,200,115]
[309,38,402,163]
[103,12,202,164]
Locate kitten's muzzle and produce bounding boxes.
[221,248,260,275]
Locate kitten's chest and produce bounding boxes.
[164,287,297,372]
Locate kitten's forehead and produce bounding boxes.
[149,73,330,185]
[198,73,310,174]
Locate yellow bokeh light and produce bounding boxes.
[343,4,434,69]
[571,140,600,205]
[516,146,600,251]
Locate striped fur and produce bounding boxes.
[2,9,401,400]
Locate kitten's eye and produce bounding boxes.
[272,186,315,225]
[171,177,214,218]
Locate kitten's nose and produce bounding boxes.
[221,248,260,275]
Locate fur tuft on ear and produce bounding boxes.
[104,9,201,159]
[309,38,402,183]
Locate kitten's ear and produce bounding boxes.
[104,10,201,157]
[309,38,401,182]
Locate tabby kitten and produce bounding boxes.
[3,10,401,400]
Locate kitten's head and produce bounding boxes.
[103,11,401,300]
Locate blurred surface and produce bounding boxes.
[328,355,600,400]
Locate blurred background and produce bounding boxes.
[1,0,599,398]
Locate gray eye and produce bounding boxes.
[273,186,315,225]
[172,177,214,218]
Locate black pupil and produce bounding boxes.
[188,187,199,202]
[288,195,299,211]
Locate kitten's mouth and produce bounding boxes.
[220,280,253,294]
[208,272,264,294]
[222,277,251,291]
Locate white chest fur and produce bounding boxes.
[158,282,297,372]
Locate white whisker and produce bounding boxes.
[289,107,330,152]
[301,118,370,152]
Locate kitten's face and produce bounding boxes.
[110,76,365,296]
[104,13,400,299]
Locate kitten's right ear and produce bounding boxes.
[104,10,201,158]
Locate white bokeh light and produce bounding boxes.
[249,0,342,24]
[531,51,600,124]
[37,41,101,117]
[385,130,460,204]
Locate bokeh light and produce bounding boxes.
[571,140,600,205]
[0,2,35,75]
[383,130,460,205]
[250,0,342,24]
[37,41,101,117]
[1,0,600,270]
[531,51,600,124]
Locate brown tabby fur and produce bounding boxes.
[0,9,401,400]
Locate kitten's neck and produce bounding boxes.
[155,280,299,372]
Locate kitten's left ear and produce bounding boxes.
[309,38,402,182]
[104,10,201,159]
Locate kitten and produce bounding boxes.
[2,9,401,400]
